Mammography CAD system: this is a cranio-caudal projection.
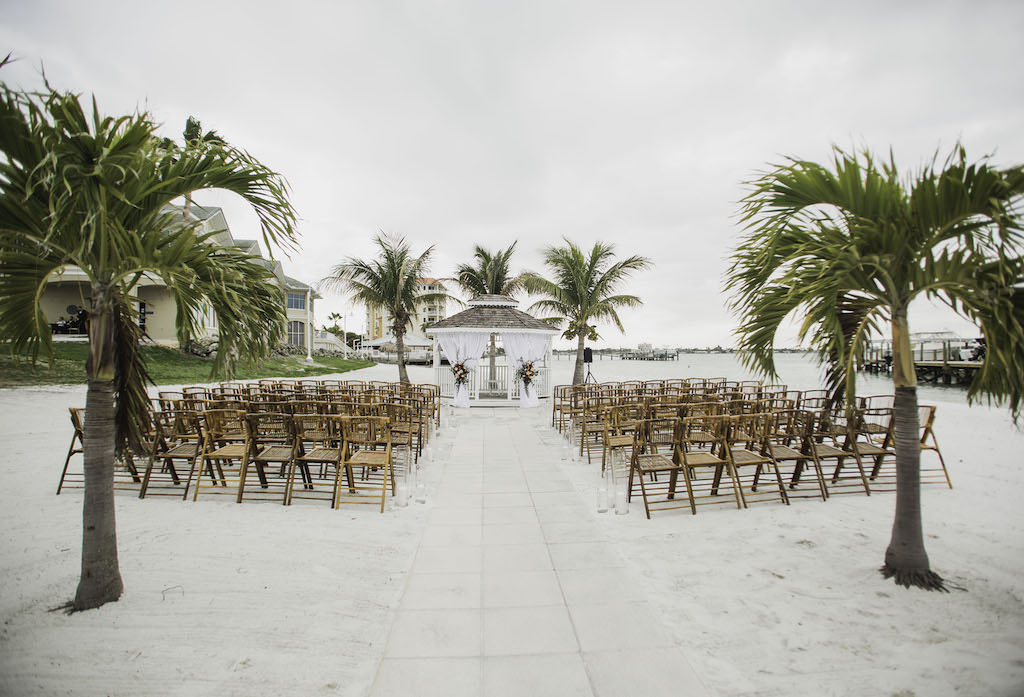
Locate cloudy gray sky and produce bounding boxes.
[3,0,1022,349]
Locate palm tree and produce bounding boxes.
[522,239,651,384]
[453,242,523,386]
[0,74,298,610]
[321,234,447,384]
[726,144,1024,590]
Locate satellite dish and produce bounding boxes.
[66,305,79,314]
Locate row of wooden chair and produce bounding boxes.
[605,405,951,518]
[553,381,952,518]
[58,380,440,510]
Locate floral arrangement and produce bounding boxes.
[515,361,536,389]
[452,361,469,386]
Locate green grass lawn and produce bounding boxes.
[0,341,375,387]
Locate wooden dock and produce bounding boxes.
[861,359,982,385]
[618,350,678,361]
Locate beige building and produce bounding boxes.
[42,205,319,351]
[364,278,447,341]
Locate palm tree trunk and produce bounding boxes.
[572,333,586,385]
[74,309,124,610]
[881,311,945,591]
[395,329,410,385]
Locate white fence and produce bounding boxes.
[435,361,551,400]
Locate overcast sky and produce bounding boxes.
[3,0,1022,348]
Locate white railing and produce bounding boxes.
[435,360,550,400]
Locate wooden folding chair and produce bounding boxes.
[240,411,296,503]
[601,402,642,477]
[723,412,789,508]
[140,407,203,499]
[579,394,608,463]
[853,407,897,491]
[383,401,417,476]
[336,415,394,512]
[56,407,86,494]
[288,413,343,506]
[192,409,251,502]
[919,405,953,488]
[806,405,871,496]
[674,413,742,514]
[766,409,828,501]
[627,416,686,518]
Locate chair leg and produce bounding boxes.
[139,454,157,499]
[57,433,83,495]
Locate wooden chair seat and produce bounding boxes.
[854,441,891,457]
[163,442,200,458]
[812,442,847,458]
[681,451,724,468]
[635,452,677,473]
[349,450,389,468]
[207,444,248,459]
[255,445,294,461]
[300,446,341,462]
[768,443,802,460]
[606,434,633,449]
[730,449,770,466]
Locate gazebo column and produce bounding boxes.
[506,343,514,402]
[432,337,439,387]
[546,341,554,397]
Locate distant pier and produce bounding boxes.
[861,337,982,386]
[618,349,678,361]
[555,349,679,361]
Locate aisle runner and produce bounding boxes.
[368,409,708,697]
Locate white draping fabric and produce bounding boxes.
[436,332,490,408]
[502,332,550,408]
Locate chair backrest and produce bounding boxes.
[165,406,201,441]
[859,394,895,410]
[246,411,293,445]
[797,390,828,410]
[679,399,723,418]
[644,395,682,420]
[201,408,248,442]
[68,407,86,437]
[606,402,643,435]
[725,412,772,449]
[340,415,391,449]
[918,405,938,445]
[383,402,415,434]
[755,396,795,413]
[292,412,340,445]
[769,408,812,444]
[157,391,184,412]
[633,416,678,455]
[855,407,893,441]
[678,413,727,453]
[182,386,211,409]
[290,399,332,415]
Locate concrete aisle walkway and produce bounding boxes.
[368,407,709,697]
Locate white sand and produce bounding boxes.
[1,366,1023,696]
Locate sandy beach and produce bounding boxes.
[1,364,1023,696]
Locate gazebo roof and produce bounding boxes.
[426,295,558,334]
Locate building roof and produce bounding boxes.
[426,295,558,334]
[284,275,322,299]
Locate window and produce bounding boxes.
[288,321,305,347]
[287,292,306,310]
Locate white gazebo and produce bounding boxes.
[425,295,559,408]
